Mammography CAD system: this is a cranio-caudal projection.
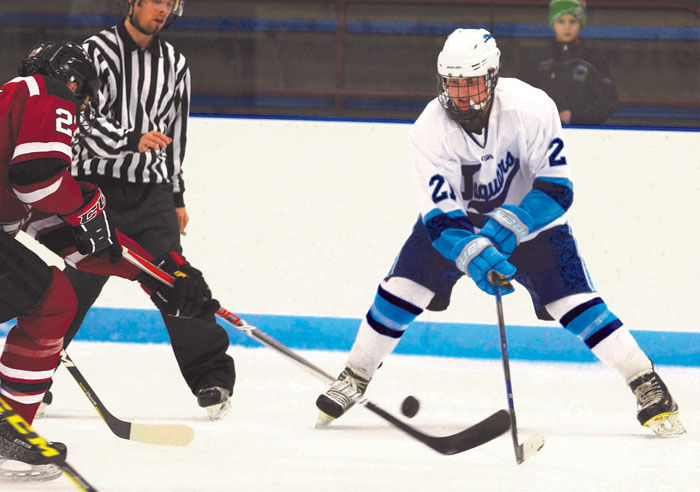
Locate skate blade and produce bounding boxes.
[206,398,231,421]
[315,411,335,429]
[0,460,61,482]
[644,411,686,437]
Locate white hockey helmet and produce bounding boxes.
[437,28,501,123]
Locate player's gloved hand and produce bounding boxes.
[138,252,220,319]
[479,205,534,256]
[60,181,122,264]
[456,236,516,296]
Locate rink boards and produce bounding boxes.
[5,117,699,366]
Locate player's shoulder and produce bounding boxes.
[42,76,75,102]
[496,78,554,108]
[4,75,73,102]
[412,98,453,134]
[495,77,558,120]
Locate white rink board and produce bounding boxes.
[17,118,699,333]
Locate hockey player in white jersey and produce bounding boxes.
[316,28,684,437]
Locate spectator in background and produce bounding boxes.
[520,0,618,125]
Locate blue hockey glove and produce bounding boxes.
[456,236,516,296]
[479,205,535,256]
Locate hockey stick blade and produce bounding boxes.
[0,397,99,491]
[60,351,194,446]
[364,402,510,455]
[121,246,511,455]
[226,310,510,455]
[517,432,545,463]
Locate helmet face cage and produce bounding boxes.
[20,41,100,138]
[437,68,499,124]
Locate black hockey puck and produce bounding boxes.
[401,395,420,418]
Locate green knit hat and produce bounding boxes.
[548,0,587,28]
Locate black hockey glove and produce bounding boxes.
[138,252,220,319]
[60,181,122,264]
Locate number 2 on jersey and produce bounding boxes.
[548,138,567,166]
[55,108,74,137]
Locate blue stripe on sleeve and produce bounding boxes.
[424,209,475,241]
[423,209,476,261]
[534,177,574,210]
[519,177,574,231]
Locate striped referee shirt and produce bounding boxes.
[72,21,190,207]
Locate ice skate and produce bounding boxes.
[197,386,231,420]
[627,369,685,437]
[316,366,371,427]
[0,419,66,482]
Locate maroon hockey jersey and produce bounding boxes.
[0,74,83,233]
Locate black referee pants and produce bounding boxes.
[62,176,235,395]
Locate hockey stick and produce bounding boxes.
[60,350,194,446]
[0,397,99,491]
[122,246,510,455]
[490,273,545,464]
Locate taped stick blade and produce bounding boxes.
[129,423,194,446]
[516,432,545,463]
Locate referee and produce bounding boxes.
[42,0,236,419]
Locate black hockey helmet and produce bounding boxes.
[124,0,185,31]
[20,41,98,104]
[19,41,99,135]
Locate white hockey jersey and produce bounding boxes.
[409,77,573,262]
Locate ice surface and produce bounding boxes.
[6,342,699,492]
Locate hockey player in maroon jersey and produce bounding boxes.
[0,41,218,482]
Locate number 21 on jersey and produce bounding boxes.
[429,174,456,203]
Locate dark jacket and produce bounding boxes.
[520,39,618,125]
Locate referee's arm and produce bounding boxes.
[169,58,190,208]
[170,58,191,233]
[78,41,140,158]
